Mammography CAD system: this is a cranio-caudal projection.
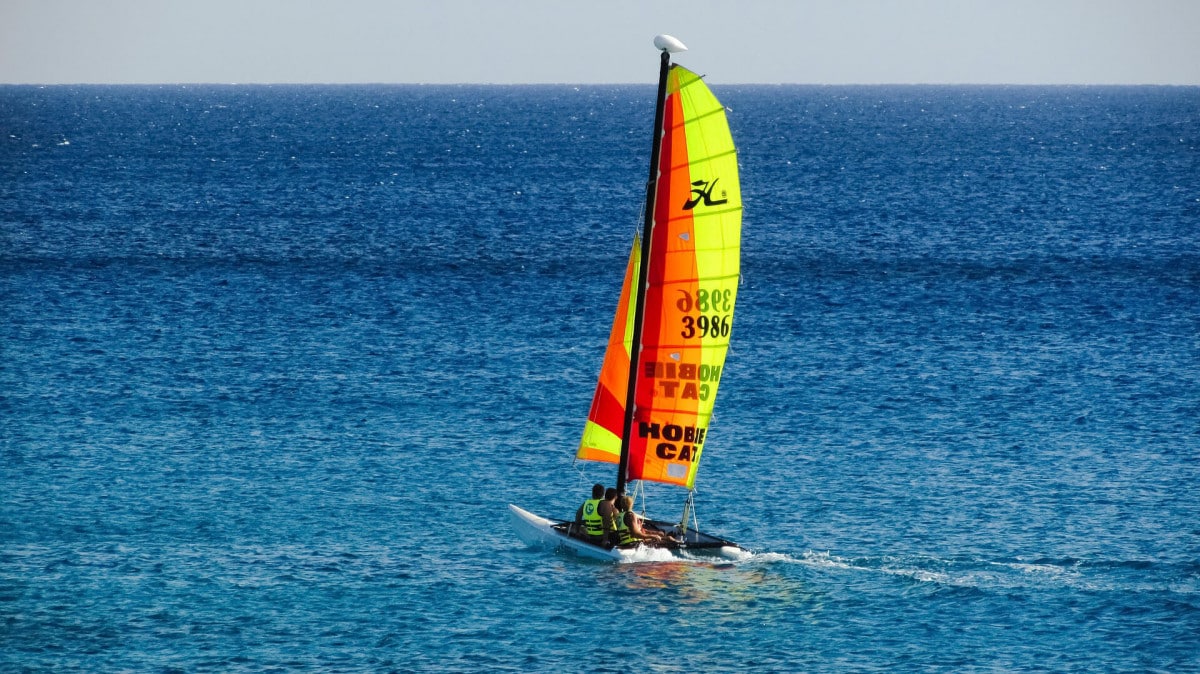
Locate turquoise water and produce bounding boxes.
[2,84,1198,671]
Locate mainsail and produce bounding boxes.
[577,64,742,490]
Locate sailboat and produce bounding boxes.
[508,34,744,561]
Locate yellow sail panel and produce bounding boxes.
[577,239,641,464]
[628,65,741,489]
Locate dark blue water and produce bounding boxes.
[2,84,1198,672]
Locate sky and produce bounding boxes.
[2,0,1199,85]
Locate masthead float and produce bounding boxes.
[508,34,745,561]
[652,33,688,54]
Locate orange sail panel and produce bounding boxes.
[578,239,640,464]
[577,65,741,490]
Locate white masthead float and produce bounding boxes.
[652,33,688,54]
[509,34,745,561]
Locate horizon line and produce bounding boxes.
[4,81,1199,88]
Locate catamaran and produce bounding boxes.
[509,34,744,561]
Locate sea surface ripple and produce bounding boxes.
[2,84,1198,671]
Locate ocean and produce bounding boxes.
[1,82,1198,672]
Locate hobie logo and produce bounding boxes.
[683,178,728,210]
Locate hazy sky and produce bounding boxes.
[3,0,1198,85]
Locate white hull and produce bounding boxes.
[508,504,744,563]
[508,504,632,561]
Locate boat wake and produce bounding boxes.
[733,550,1198,594]
[615,546,689,564]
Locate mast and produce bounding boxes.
[617,36,685,495]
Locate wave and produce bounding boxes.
[730,550,1200,595]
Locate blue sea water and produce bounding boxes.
[1,82,1198,672]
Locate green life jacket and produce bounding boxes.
[615,510,637,546]
[581,498,604,537]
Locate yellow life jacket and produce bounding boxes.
[616,511,637,546]
[581,498,604,537]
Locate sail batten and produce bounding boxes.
[667,210,741,225]
[669,148,738,167]
[669,108,729,129]
[659,268,720,280]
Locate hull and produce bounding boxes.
[508,504,631,561]
[508,504,745,562]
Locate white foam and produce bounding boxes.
[617,546,690,564]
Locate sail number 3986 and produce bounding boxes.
[676,289,733,339]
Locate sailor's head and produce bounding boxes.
[619,495,634,511]
[604,487,618,501]
[592,483,605,498]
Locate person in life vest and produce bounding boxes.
[574,483,606,543]
[597,488,620,547]
[614,495,668,547]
